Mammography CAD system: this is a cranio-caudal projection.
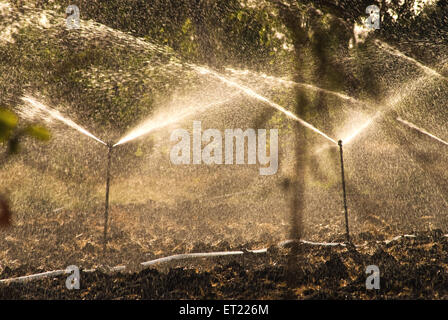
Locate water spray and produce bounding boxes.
[375,40,447,80]
[103,142,114,254]
[338,140,351,244]
[21,96,107,146]
[342,112,381,145]
[20,96,118,252]
[192,65,337,145]
[114,96,237,147]
[224,67,365,106]
[397,117,448,146]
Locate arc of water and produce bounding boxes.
[193,65,338,145]
[220,39,445,147]
[337,36,448,149]
[114,95,239,146]
[21,96,107,146]
[336,74,431,149]
[225,66,384,146]
[375,40,447,80]
[396,117,448,146]
[342,112,382,145]
[225,67,364,105]
[394,117,448,211]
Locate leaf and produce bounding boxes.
[237,11,244,21]
[0,109,18,141]
[182,18,192,34]
[0,109,18,129]
[26,125,51,141]
[135,146,143,157]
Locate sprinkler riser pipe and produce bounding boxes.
[103,144,113,253]
[338,140,350,244]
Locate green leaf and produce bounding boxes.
[0,109,18,129]
[135,146,143,157]
[182,18,192,34]
[237,11,244,21]
[26,125,51,141]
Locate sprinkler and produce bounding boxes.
[338,140,351,244]
[103,143,114,254]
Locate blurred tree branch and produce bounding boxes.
[0,107,50,227]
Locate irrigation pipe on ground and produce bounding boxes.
[0,233,430,284]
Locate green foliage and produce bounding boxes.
[134,146,143,157]
[0,107,50,156]
[0,109,18,143]
[178,18,198,59]
[25,125,51,141]
[41,0,293,73]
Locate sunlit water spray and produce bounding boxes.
[395,117,448,211]
[192,65,338,145]
[225,67,397,146]
[21,96,107,146]
[225,67,364,105]
[313,112,381,155]
[315,74,432,154]
[114,96,238,146]
[341,112,382,145]
[397,117,448,146]
[223,64,423,148]
[375,40,447,80]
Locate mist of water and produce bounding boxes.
[397,117,448,146]
[342,112,382,145]
[114,40,443,150]
[335,73,432,148]
[225,67,364,105]
[375,40,447,80]
[193,65,338,145]
[114,96,238,146]
[21,96,107,146]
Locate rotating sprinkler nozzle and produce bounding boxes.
[338,140,351,244]
[103,143,114,254]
